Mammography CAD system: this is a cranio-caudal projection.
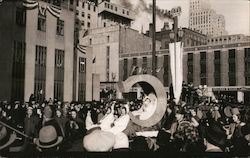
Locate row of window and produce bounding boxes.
[123,55,170,86]
[104,2,129,16]
[76,11,91,19]
[188,49,239,86]
[38,13,64,36]
[76,19,91,28]
[35,45,66,101]
[76,0,96,12]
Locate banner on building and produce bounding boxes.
[169,42,183,104]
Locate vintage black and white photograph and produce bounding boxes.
[0,0,250,157]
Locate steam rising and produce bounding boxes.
[117,0,172,20]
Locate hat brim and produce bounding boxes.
[0,133,17,150]
[35,136,63,149]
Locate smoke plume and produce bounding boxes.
[117,0,172,20]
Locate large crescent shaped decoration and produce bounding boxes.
[117,74,168,127]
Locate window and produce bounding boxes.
[55,49,64,68]
[78,57,86,101]
[107,36,110,42]
[76,10,79,16]
[54,49,64,101]
[214,50,220,59]
[87,22,90,28]
[81,21,84,26]
[111,5,113,10]
[82,2,85,8]
[229,63,236,73]
[115,7,117,11]
[88,4,91,10]
[188,53,193,61]
[228,49,236,86]
[82,12,85,17]
[127,11,129,15]
[229,49,235,59]
[104,22,106,27]
[245,48,250,58]
[155,56,158,69]
[200,52,206,60]
[122,9,125,14]
[200,64,206,74]
[132,58,137,66]
[87,13,90,19]
[93,6,96,12]
[123,59,128,80]
[34,45,47,101]
[37,11,46,31]
[12,41,26,101]
[70,0,73,5]
[16,7,26,26]
[79,57,85,72]
[142,57,147,74]
[106,46,110,81]
[89,38,92,45]
[56,19,64,36]
[163,55,169,86]
[76,0,79,6]
[35,45,47,66]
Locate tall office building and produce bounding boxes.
[189,0,228,37]
[75,0,135,43]
[0,0,94,102]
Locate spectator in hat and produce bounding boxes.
[22,106,39,151]
[35,125,63,152]
[28,94,35,105]
[36,105,63,138]
[204,119,227,152]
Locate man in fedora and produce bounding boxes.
[0,124,17,152]
[34,125,63,152]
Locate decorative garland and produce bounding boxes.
[22,0,61,18]
[76,45,87,54]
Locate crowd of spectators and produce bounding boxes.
[0,84,250,155]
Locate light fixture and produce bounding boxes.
[169,30,175,40]
[178,28,184,38]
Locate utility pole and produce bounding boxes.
[152,0,156,76]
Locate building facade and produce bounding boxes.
[189,0,228,37]
[146,23,208,49]
[119,34,250,103]
[0,0,94,102]
[80,25,161,86]
[74,0,135,45]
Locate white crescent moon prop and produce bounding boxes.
[117,75,168,127]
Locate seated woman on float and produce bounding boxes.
[132,93,157,121]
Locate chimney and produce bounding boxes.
[149,23,153,37]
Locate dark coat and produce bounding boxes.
[65,118,85,141]
[24,115,39,138]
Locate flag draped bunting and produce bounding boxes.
[169,42,183,104]
[23,0,61,18]
[76,45,87,54]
